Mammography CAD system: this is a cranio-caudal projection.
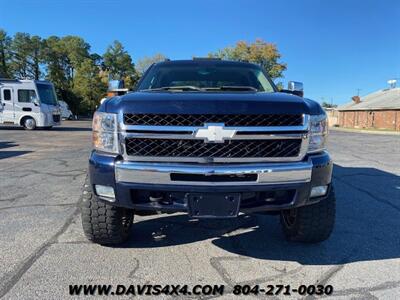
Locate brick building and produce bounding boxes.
[325,108,339,127]
[337,87,400,131]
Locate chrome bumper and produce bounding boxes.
[115,161,312,186]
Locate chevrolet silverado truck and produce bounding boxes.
[81,59,335,245]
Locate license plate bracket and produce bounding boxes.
[187,193,241,218]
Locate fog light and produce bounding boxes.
[95,185,115,201]
[310,185,328,198]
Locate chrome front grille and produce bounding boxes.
[125,138,302,158]
[120,113,309,163]
[123,113,303,127]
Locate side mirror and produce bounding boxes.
[281,81,304,97]
[31,95,40,106]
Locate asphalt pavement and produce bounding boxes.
[0,122,399,299]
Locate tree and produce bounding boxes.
[73,58,107,114]
[90,53,103,67]
[29,35,43,80]
[43,36,73,111]
[42,35,92,114]
[9,33,30,78]
[60,36,90,82]
[208,39,287,80]
[322,101,337,108]
[8,33,45,80]
[103,40,135,78]
[43,35,90,85]
[136,53,166,74]
[0,29,12,78]
[103,40,138,88]
[43,36,69,90]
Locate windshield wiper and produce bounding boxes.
[203,86,258,92]
[141,86,205,92]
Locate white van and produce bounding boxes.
[0,79,61,130]
[58,100,73,120]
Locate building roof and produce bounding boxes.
[338,87,400,111]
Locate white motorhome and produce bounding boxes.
[0,79,61,129]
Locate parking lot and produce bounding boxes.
[0,121,399,299]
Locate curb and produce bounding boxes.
[330,127,400,136]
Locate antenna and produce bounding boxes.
[387,79,397,89]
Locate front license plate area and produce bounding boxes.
[187,193,241,218]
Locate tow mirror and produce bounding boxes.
[281,81,304,97]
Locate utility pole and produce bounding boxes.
[356,88,361,96]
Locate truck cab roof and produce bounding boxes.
[152,59,261,69]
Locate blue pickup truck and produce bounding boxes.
[81,59,335,245]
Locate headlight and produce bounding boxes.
[92,112,120,153]
[308,114,328,153]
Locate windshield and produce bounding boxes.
[138,62,275,92]
[37,83,58,105]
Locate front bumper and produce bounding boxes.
[37,112,61,127]
[115,161,312,186]
[89,151,333,214]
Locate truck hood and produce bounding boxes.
[102,91,324,115]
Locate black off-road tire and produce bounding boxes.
[81,176,134,245]
[280,186,336,243]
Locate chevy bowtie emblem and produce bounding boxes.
[194,123,236,143]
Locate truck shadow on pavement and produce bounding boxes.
[0,126,24,131]
[0,141,18,149]
[122,164,400,266]
[0,141,32,159]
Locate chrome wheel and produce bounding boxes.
[23,118,36,130]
